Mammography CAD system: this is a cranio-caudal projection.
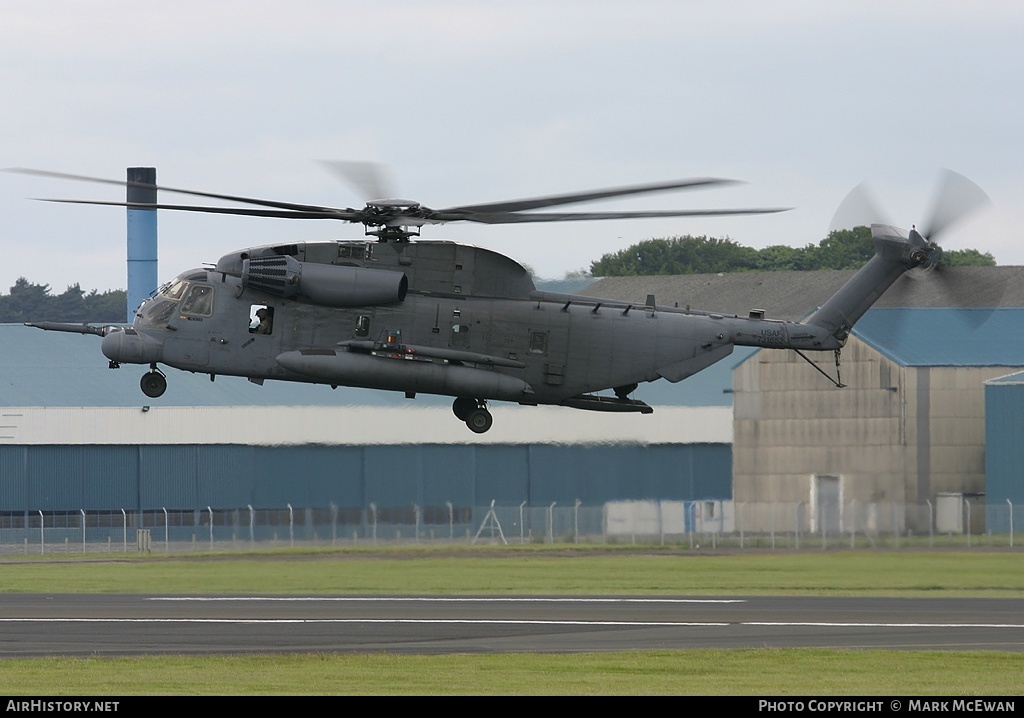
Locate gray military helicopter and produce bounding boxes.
[13,166,981,433]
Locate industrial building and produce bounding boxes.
[586,265,1024,535]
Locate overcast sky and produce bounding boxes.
[2,0,1022,295]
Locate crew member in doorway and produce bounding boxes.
[254,307,274,334]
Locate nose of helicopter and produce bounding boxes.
[101,327,163,365]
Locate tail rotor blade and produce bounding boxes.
[829,181,891,233]
[920,169,991,242]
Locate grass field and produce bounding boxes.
[1,546,1022,695]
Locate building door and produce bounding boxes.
[813,474,841,535]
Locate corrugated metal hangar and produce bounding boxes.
[3,264,1022,535]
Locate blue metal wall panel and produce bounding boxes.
[0,446,27,509]
[364,446,424,507]
[0,442,733,513]
[81,445,139,509]
[475,446,530,505]
[690,444,733,498]
[251,446,365,508]
[309,446,366,508]
[197,445,254,508]
[525,445,583,505]
[526,444,731,505]
[420,445,475,507]
[985,382,1024,505]
[139,445,199,509]
[27,446,86,509]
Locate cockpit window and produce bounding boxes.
[142,297,179,326]
[180,284,214,316]
[160,279,189,300]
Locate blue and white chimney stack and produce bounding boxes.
[125,167,157,323]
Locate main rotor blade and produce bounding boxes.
[38,198,364,221]
[440,207,791,224]
[6,167,349,215]
[319,160,395,202]
[444,178,739,214]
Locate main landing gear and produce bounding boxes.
[140,364,167,398]
[452,397,493,434]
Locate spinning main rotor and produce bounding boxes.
[8,166,790,242]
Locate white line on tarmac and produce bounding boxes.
[147,597,746,603]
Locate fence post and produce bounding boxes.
[658,501,665,547]
[796,502,803,550]
[850,499,856,549]
[121,509,127,553]
[893,502,899,549]
[39,510,44,555]
[1009,499,1014,548]
[574,499,581,544]
[369,503,377,545]
[446,501,454,543]
[965,499,972,549]
[519,501,526,544]
[164,507,169,552]
[547,502,556,543]
[208,506,214,549]
[81,509,86,554]
[414,504,421,544]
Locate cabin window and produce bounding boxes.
[339,245,369,260]
[180,284,214,316]
[249,305,274,335]
[355,315,370,337]
[530,331,548,354]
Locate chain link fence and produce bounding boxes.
[0,499,1019,555]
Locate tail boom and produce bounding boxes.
[729,224,930,352]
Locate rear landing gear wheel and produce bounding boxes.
[465,407,493,434]
[140,370,167,398]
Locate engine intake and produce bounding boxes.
[242,255,407,307]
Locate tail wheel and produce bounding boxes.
[465,407,493,434]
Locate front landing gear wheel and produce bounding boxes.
[465,407,493,434]
[452,397,477,421]
[140,371,167,398]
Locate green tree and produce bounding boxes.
[590,235,758,276]
[935,248,996,267]
[812,227,875,269]
[54,283,87,322]
[590,227,995,276]
[0,278,52,322]
[0,279,127,323]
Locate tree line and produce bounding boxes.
[0,279,127,323]
[589,227,995,276]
